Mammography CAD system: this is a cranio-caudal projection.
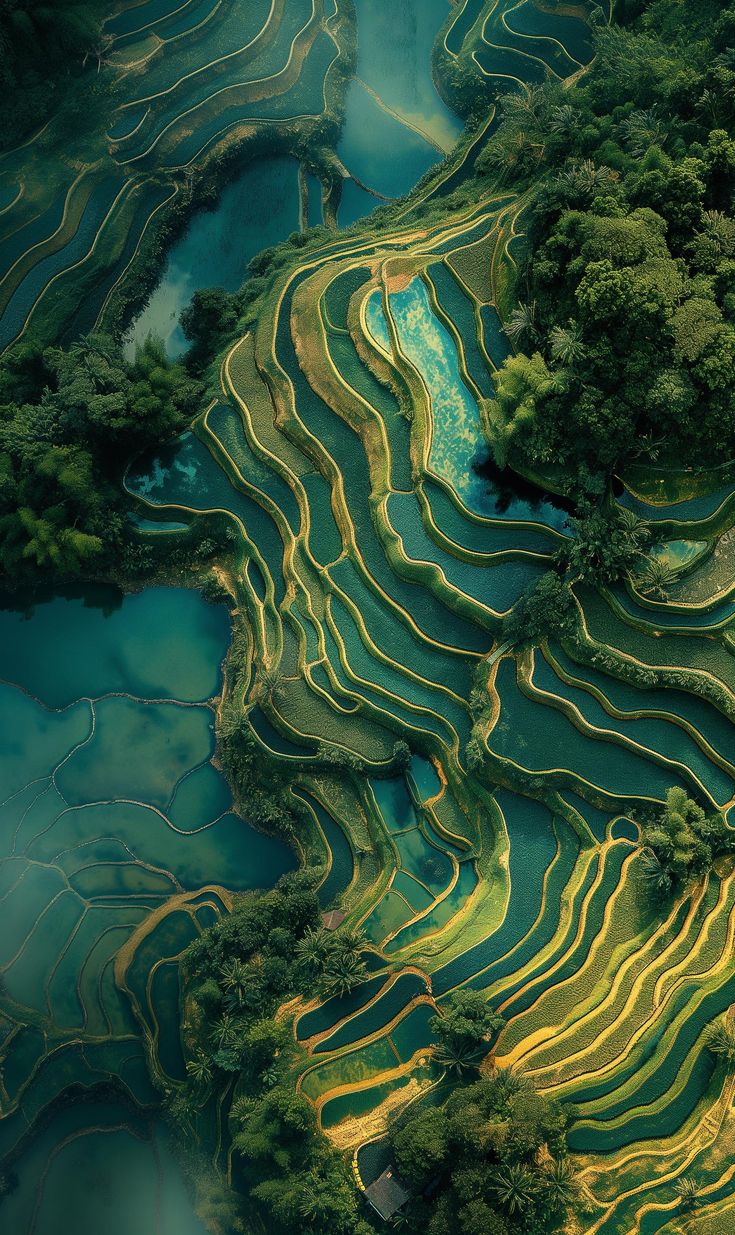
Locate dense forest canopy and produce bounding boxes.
[480,0,735,494]
[0,1,108,147]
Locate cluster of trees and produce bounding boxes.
[638,787,735,898]
[0,1,112,148]
[180,288,240,374]
[296,923,370,998]
[0,334,200,583]
[390,1065,574,1235]
[500,505,657,649]
[479,1,735,493]
[501,571,576,647]
[177,872,378,1235]
[431,989,505,1076]
[217,703,302,837]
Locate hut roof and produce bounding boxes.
[364,1167,411,1221]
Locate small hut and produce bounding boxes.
[321,908,347,930]
[364,1167,411,1222]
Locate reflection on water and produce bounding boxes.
[1,1105,209,1235]
[337,0,461,222]
[125,157,300,360]
[0,587,293,1232]
[475,455,574,529]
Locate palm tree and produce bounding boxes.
[705,1019,735,1066]
[502,83,546,125]
[186,1053,213,1090]
[555,159,617,201]
[629,431,665,462]
[218,698,245,738]
[618,508,650,553]
[337,927,368,954]
[320,950,368,999]
[639,848,673,896]
[673,1176,700,1209]
[298,1180,341,1228]
[616,107,668,157]
[219,953,248,992]
[260,1062,280,1089]
[294,926,334,976]
[696,89,722,127]
[700,209,735,256]
[434,1038,487,1077]
[636,557,677,599]
[230,1095,255,1126]
[543,1157,578,1210]
[548,322,585,366]
[504,301,538,346]
[492,1064,534,1100]
[211,1012,237,1050]
[219,958,249,1006]
[165,1088,198,1133]
[548,104,577,138]
[491,1163,539,1215]
[390,1209,417,1230]
[259,665,286,703]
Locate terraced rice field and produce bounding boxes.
[440,0,610,128]
[5,2,735,1232]
[0,0,351,351]
[118,6,735,1228]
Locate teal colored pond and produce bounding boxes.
[409,754,442,801]
[353,0,461,155]
[129,512,189,532]
[0,1104,211,1235]
[0,584,229,706]
[0,586,293,1224]
[125,157,300,359]
[338,83,440,205]
[338,177,382,227]
[648,539,708,571]
[367,277,570,531]
[367,278,491,513]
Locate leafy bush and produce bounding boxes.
[638,787,735,897]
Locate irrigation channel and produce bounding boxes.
[4,2,735,1234]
